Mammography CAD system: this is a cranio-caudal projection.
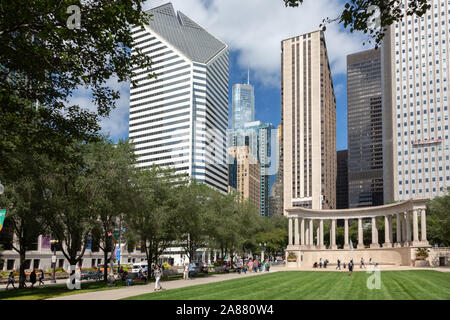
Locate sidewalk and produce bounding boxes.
[47,269,282,300]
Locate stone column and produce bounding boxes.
[383,215,392,248]
[288,218,293,246]
[370,217,380,248]
[401,213,407,246]
[316,225,320,247]
[412,210,419,245]
[309,219,314,248]
[305,219,310,246]
[357,218,364,249]
[405,211,411,246]
[395,213,402,247]
[420,209,429,244]
[300,218,305,246]
[294,218,299,245]
[344,219,349,249]
[319,220,325,249]
[331,219,337,250]
[389,215,394,246]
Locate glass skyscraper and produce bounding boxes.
[232,83,255,129]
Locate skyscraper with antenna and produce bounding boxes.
[231,69,255,129]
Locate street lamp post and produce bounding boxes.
[50,239,58,283]
[259,243,267,262]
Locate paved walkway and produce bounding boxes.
[47,269,282,300]
[278,265,450,273]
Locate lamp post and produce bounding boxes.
[50,239,59,283]
[259,243,266,262]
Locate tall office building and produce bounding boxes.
[281,30,337,211]
[347,49,384,207]
[270,125,284,216]
[383,0,450,202]
[228,146,261,212]
[128,3,229,193]
[232,81,255,130]
[336,150,349,209]
[228,121,274,216]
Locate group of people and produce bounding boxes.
[6,269,45,290]
[313,258,329,269]
[334,257,377,275]
[183,262,197,280]
[241,259,271,273]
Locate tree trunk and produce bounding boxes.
[18,248,26,289]
[103,248,108,282]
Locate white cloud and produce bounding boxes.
[146,0,367,86]
[69,77,130,140]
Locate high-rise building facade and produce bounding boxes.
[228,121,274,216]
[281,31,337,211]
[228,146,261,212]
[336,150,349,209]
[232,83,255,129]
[270,125,284,216]
[128,3,229,193]
[382,0,450,202]
[347,49,384,207]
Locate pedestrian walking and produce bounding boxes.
[324,259,328,269]
[6,272,16,290]
[265,260,270,272]
[38,269,45,286]
[30,270,37,288]
[369,258,373,265]
[360,258,366,269]
[259,260,263,272]
[248,260,253,272]
[336,259,341,270]
[253,259,258,273]
[154,265,163,291]
[188,262,196,279]
[183,263,189,280]
[319,258,323,269]
[348,260,354,276]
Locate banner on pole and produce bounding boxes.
[0,209,6,231]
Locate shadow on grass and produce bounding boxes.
[0,280,149,300]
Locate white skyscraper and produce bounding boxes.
[128,3,229,193]
[383,0,450,202]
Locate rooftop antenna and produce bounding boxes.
[247,67,250,85]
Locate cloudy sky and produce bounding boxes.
[73,0,374,151]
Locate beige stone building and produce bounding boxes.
[281,30,337,211]
[228,146,261,212]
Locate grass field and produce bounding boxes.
[125,270,450,300]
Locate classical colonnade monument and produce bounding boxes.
[285,199,431,267]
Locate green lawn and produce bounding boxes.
[125,271,450,300]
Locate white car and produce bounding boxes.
[131,263,148,273]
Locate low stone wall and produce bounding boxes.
[427,248,450,267]
[297,248,412,267]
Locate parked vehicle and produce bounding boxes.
[80,270,103,281]
[131,262,148,273]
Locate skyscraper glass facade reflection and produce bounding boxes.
[232,84,255,129]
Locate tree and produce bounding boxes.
[81,138,137,281]
[176,181,213,263]
[0,176,43,288]
[0,0,154,194]
[126,165,181,269]
[283,0,430,46]
[427,195,450,246]
[40,142,97,267]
